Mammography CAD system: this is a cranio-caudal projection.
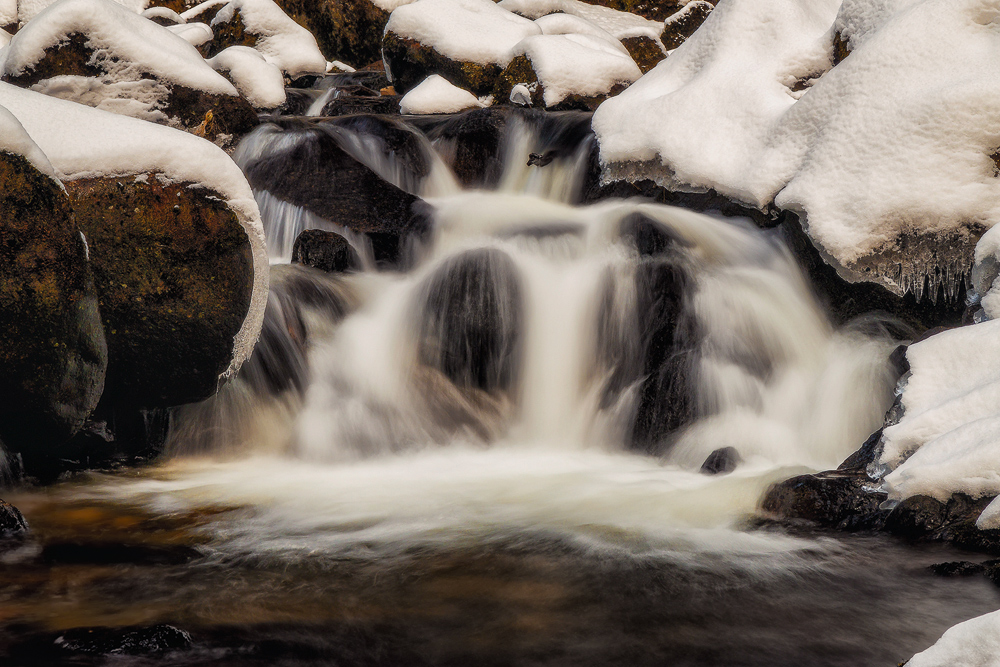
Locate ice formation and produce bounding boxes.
[0,82,267,378]
[386,0,541,67]
[594,0,1000,298]
[399,74,484,114]
[207,45,286,109]
[181,0,326,78]
[905,608,1000,667]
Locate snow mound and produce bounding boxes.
[905,608,1000,667]
[166,21,214,47]
[534,13,627,53]
[182,0,326,78]
[2,0,237,96]
[0,82,267,377]
[512,32,640,106]
[18,0,147,24]
[0,27,11,49]
[499,0,662,42]
[207,45,285,108]
[595,0,1000,297]
[1,0,14,27]
[386,0,540,66]
[0,102,56,178]
[399,74,483,114]
[141,6,184,23]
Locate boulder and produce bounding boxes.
[700,446,741,475]
[621,34,666,73]
[382,30,504,98]
[0,145,107,454]
[424,106,514,188]
[54,625,193,655]
[271,0,389,69]
[0,499,28,536]
[660,0,713,50]
[291,229,362,273]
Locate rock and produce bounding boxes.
[272,0,389,69]
[0,1,259,146]
[0,149,108,455]
[292,229,363,273]
[54,625,193,655]
[65,175,255,408]
[761,469,889,531]
[660,0,714,50]
[621,35,666,73]
[424,106,513,188]
[700,446,741,475]
[493,55,541,107]
[382,30,503,97]
[0,499,28,536]
[619,211,692,257]
[586,0,690,22]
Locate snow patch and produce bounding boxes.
[905,608,1000,667]
[499,0,662,42]
[19,0,147,24]
[0,0,15,26]
[399,74,484,114]
[166,22,214,47]
[207,45,286,108]
[0,102,57,179]
[141,6,185,23]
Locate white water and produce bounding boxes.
[95,115,899,562]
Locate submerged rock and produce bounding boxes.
[54,625,193,655]
[0,499,28,536]
[292,229,363,273]
[700,446,741,475]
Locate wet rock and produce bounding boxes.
[494,52,632,111]
[0,499,28,536]
[310,90,402,117]
[621,35,666,73]
[883,493,1000,554]
[292,229,363,273]
[700,447,741,475]
[276,87,319,115]
[273,0,389,68]
[424,106,513,188]
[54,624,193,655]
[493,54,541,107]
[65,175,255,408]
[382,30,502,97]
[620,211,691,257]
[587,0,690,22]
[930,559,1000,586]
[661,0,714,50]
[0,150,108,455]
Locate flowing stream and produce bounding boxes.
[2,110,998,666]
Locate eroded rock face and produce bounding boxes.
[65,175,254,408]
[0,150,107,453]
[383,30,502,97]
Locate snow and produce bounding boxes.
[511,33,640,106]
[386,0,540,66]
[141,6,184,23]
[595,0,1000,293]
[166,22,214,47]
[207,45,286,108]
[399,74,484,114]
[905,609,1000,667]
[0,28,10,49]
[0,82,267,378]
[2,0,238,96]
[499,0,662,42]
[0,0,15,26]
[18,0,147,24]
[0,102,57,179]
[182,0,326,78]
[534,12,628,53]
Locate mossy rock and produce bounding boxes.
[272,0,389,67]
[382,29,501,96]
[494,54,628,110]
[191,6,260,58]
[64,175,254,408]
[0,151,108,453]
[661,0,713,50]
[2,32,258,145]
[621,35,666,73]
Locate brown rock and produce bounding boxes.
[272,0,389,68]
[493,53,629,111]
[661,0,713,51]
[383,29,502,96]
[621,35,666,73]
[64,175,254,408]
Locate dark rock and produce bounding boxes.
[189,5,257,57]
[620,211,692,257]
[700,447,742,475]
[65,175,254,408]
[292,229,363,273]
[277,87,320,115]
[424,106,514,188]
[0,150,107,455]
[760,469,889,532]
[931,559,1000,586]
[42,542,201,566]
[493,54,627,111]
[837,428,884,472]
[273,0,390,68]
[889,343,909,376]
[0,499,28,536]
[54,624,192,655]
[621,35,666,74]
[383,29,501,96]
[661,1,714,50]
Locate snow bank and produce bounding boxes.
[499,0,662,42]
[399,74,484,114]
[0,82,266,376]
[0,27,11,49]
[141,6,184,23]
[166,21,214,47]
[1,0,15,26]
[2,0,237,96]
[0,102,56,179]
[905,609,1000,667]
[18,0,147,24]
[595,0,1000,295]
[511,33,640,106]
[207,45,286,108]
[182,0,326,78]
[534,13,627,53]
[386,0,540,66]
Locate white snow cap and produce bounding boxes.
[182,0,327,78]
[511,33,640,106]
[0,82,267,378]
[905,609,1000,667]
[141,6,185,23]
[0,102,57,179]
[386,0,541,66]
[207,45,286,109]
[0,0,15,27]
[0,27,11,49]
[19,0,147,24]
[499,0,662,42]
[595,0,1000,292]
[399,74,484,114]
[166,22,214,47]
[2,0,238,96]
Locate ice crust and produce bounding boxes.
[182,0,326,78]
[399,74,483,114]
[207,45,286,108]
[594,0,1000,294]
[905,608,1000,667]
[386,0,541,66]
[2,0,238,95]
[0,82,267,378]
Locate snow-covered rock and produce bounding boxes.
[905,608,1000,667]
[0,82,268,404]
[595,0,1000,299]
[660,0,712,49]
[182,0,326,78]
[141,6,185,25]
[399,74,483,114]
[499,0,663,44]
[207,44,286,108]
[166,21,215,47]
[1,0,15,28]
[18,0,148,24]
